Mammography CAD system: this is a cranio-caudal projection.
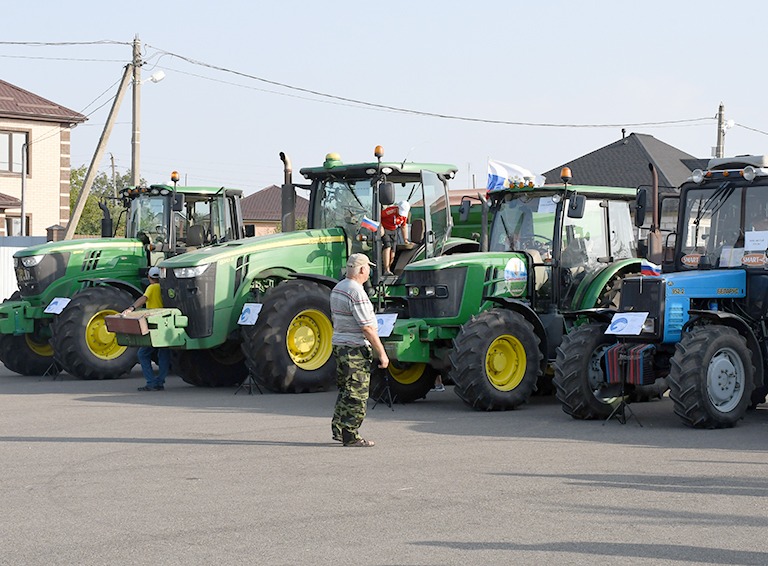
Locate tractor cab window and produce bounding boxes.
[128,195,169,244]
[679,185,743,268]
[314,179,373,254]
[489,193,557,258]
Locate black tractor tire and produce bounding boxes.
[448,309,542,411]
[0,333,59,376]
[553,323,619,420]
[371,362,435,403]
[241,280,335,393]
[0,292,59,376]
[51,286,137,380]
[668,326,754,429]
[173,342,247,387]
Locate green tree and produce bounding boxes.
[69,166,136,236]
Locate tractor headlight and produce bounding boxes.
[174,264,210,279]
[691,169,705,184]
[641,318,656,334]
[20,255,45,268]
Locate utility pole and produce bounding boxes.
[715,102,725,158]
[110,153,116,197]
[131,34,142,186]
[64,64,133,240]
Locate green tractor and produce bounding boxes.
[553,156,768,428]
[111,147,481,389]
[0,177,250,379]
[379,169,649,409]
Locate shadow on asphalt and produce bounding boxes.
[2,367,768,451]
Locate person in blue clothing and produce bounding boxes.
[122,266,170,391]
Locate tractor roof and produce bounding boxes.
[300,157,458,181]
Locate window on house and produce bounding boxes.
[0,131,29,173]
[6,215,29,237]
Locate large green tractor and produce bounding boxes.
[380,171,648,410]
[111,147,481,390]
[0,177,249,379]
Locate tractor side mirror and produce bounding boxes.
[635,188,647,227]
[379,182,395,206]
[244,225,255,238]
[173,192,185,212]
[567,194,586,219]
[459,198,471,222]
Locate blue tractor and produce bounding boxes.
[553,155,768,428]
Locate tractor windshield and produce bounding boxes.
[489,193,558,258]
[127,195,169,244]
[679,184,768,268]
[313,175,447,256]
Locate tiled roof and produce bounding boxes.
[0,79,87,124]
[541,133,705,192]
[0,191,21,209]
[241,185,309,222]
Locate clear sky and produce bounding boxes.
[2,0,766,195]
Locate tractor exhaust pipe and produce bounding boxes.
[647,163,662,264]
[99,201,113,238]
[280,152,296,233]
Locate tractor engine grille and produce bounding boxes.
[405,267,467,319]
[163,264,217,338]
[15,253,70,298]
[618,276,664,340]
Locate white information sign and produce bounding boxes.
[745,230,768,251]
[376,313,398,337]
[719,246,745,268]
[44,297,71,314]
[238,303,263,325]
[605,312,649,336]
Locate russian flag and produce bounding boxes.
[360,216,380,232]
[487,160,546,191]
[641,259,662,276]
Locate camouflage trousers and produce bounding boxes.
[331,345,372,442]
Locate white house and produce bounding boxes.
[0,79,86,237]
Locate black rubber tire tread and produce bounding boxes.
[668,326,754,429]
[51,286,136,380]
[241,280,335,393]
[0,333,58,376]
[448,309,542,411]
[370,363,435,403]
[0,292,59,376]
[173,344,247,387]
[553,323,617,420]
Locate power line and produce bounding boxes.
[147,44,714,129]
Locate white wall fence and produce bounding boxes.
[1,237,46,300]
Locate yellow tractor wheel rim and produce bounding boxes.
[286,309,333,370]
[486,334,526,391]
[388,362,427,385]
[86,309,127,360]
[26,335,54,357]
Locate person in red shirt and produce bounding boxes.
[381,200,410,275]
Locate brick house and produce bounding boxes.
[0,79,86,237]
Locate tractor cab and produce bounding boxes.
[486,175,638,313]
[301,148,461,285]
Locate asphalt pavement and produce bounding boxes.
[1,363,767,566]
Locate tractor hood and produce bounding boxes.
[404,251,527,272]
[13,238,144,258]
[159,228,347,268]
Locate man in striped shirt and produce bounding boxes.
[330,254,389,447]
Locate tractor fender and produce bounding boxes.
[685,310,765,389]
[442,238,480,255]
[79,278,145,301]
[290,273,340,291]
[572,258,640,309]
[485,296,548,373]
